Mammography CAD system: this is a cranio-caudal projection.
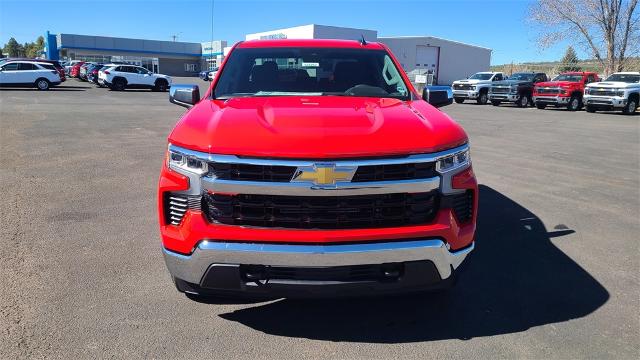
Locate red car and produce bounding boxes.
[533,72,601,111]
[159,39,477,299]
[70,61,85,78]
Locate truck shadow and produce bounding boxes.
[217,185,609,342]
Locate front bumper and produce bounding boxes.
[583,95,627,109]
[164,239,474,297]
[489,93,519,102]
[453,90,478,99]
[533,95,570,105]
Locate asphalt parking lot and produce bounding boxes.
[1,78,638,359]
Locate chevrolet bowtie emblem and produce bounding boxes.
[292,163,357,186]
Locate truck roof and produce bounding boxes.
[237,39,387,50]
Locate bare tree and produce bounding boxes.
[529,0,639,74]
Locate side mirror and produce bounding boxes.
[170,84,200,109]
[422,86,453,108]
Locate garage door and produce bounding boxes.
[415,45,439,74]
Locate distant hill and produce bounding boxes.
[490,57,640,76]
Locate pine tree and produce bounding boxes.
[559,47,581,72]
[3,37,23,57]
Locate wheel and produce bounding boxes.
[622,97,638,115]
[112,78,126,91]
[35,78,50,91]
[567,95,581,111]
[154,80,168,92]
[491,100,501,106]
[516,94,529,108]
[536,103,547,109]
[454,98,464,104]
[476,90,488,105]
[586,105,597,113]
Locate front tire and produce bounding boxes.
[516,94,529,108]
[454,98,464,104]
[491,100,501,106]
[112,78,126,91]
[35,78,50,91]
[154,79,168,92]
[567,95,581,111]
[476,90,488,105]
[622,97,638,115]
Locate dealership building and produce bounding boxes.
[43,31,225,77]
[43,25,491,84]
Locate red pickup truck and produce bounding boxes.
[159,39,477,298]
[532,72,600,111]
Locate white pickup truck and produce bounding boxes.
[452,72,505,105]
[584,72,640,115]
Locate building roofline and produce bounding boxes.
[57,32,203,46]
[378,35,492,51]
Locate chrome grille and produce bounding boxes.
[537,87,560,94]
[491,87,510,94]
[453,84,474,90]
[589,88,617,96]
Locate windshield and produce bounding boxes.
[605,73,640,83]
[509,73,535,81]
[552,74,583,82]
[469,73,493,80]
[213,48,410,100]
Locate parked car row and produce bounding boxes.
[63,61,172,91]
[452,71,639,115]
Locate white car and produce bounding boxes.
[452,72,505,105]
[0,60,61,90]
[98,64,171,91]
[208,68,219,81]
[584,72,640,114]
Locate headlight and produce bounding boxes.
[167,145,208,175]
[510,86,518,94]
[584,88,591,94]
[615,89,625,97]
[436,149,470,173]
[470,86,476,91]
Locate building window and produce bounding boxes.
[185,63,196,72]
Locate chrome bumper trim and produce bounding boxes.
[533,96,569,103]
[163,239,474,285]
[168,143,469,167]
[202,177,441,196]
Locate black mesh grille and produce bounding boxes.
[203,192,439,229]
[209,163,296,181]
[352,162,436,182]
[257,263,403,282]
[442,190,474,223]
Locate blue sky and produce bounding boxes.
[0,0,577,65]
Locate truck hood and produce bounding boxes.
[587,81,638,89]
[535,81,580,88]
[168,96,467,158]
[452,79,487,85]
[492,80,530,86]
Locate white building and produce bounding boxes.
[244,24,492,86]
[245,24,377,42]
[379,36,492,86]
